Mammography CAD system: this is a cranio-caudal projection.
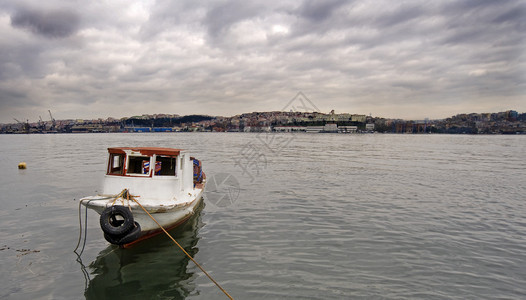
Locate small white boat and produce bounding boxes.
[80,147,205,247]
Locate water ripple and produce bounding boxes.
[1,134,525,299]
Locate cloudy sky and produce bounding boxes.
[0,0,524,123]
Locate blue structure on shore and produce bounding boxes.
[153,127,175,132]
[126,127,176,132]
[132,127,151,132]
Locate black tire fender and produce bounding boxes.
[104,222,142,246]
[100,205,134,237]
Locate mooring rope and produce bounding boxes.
[74,194,118,255]
[74,199,92,255]
[128,193,234,300]
[73,200,84,254]
[73,190,232,299]
[73,199,94,291]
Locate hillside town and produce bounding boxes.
[2,110,525,135]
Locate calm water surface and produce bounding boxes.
[0,133,525,299]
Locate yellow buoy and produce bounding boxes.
[18,162,27,169]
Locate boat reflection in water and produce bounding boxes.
[84,201,205,299]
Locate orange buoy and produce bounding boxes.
[18,162,27,169]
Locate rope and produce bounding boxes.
[110,189,128,206]
[128,193,234,300]
[73,190,231,299]
[74,191,125,255]
[74,192,122,254]
[74,199,93,291]
[73,200,84,253]
[74,199,92,255]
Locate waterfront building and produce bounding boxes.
[339,126,358,133]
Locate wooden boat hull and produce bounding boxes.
[80,187,204,247]
[121,195,204,248]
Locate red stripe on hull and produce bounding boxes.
[121,213,194,248]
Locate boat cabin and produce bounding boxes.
[107,147,181,177]
[101,147,196,201]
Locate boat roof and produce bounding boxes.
[108,147,182,156]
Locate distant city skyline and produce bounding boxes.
[3,108,524,127]
[3,108,524,135]
[1,1,524,124]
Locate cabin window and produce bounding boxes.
[154,155,177,176]
[127,156,151,175]
[108,154,125,175]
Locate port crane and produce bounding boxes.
[38,116,45,132]
[48,110,56,131]
[13,118,30,133]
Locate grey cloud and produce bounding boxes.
[138,0,202,40]
[298,0,347,22]
[204,1,264,40]
[11,7,80,38]
[374,4,426,28]
[441,0,507,14]
[442,0,524,33]
[492,4,526,26]
[0,41,47,80]
[0,88,28,105]
[0,0,524,123]
[0,84,38,114]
